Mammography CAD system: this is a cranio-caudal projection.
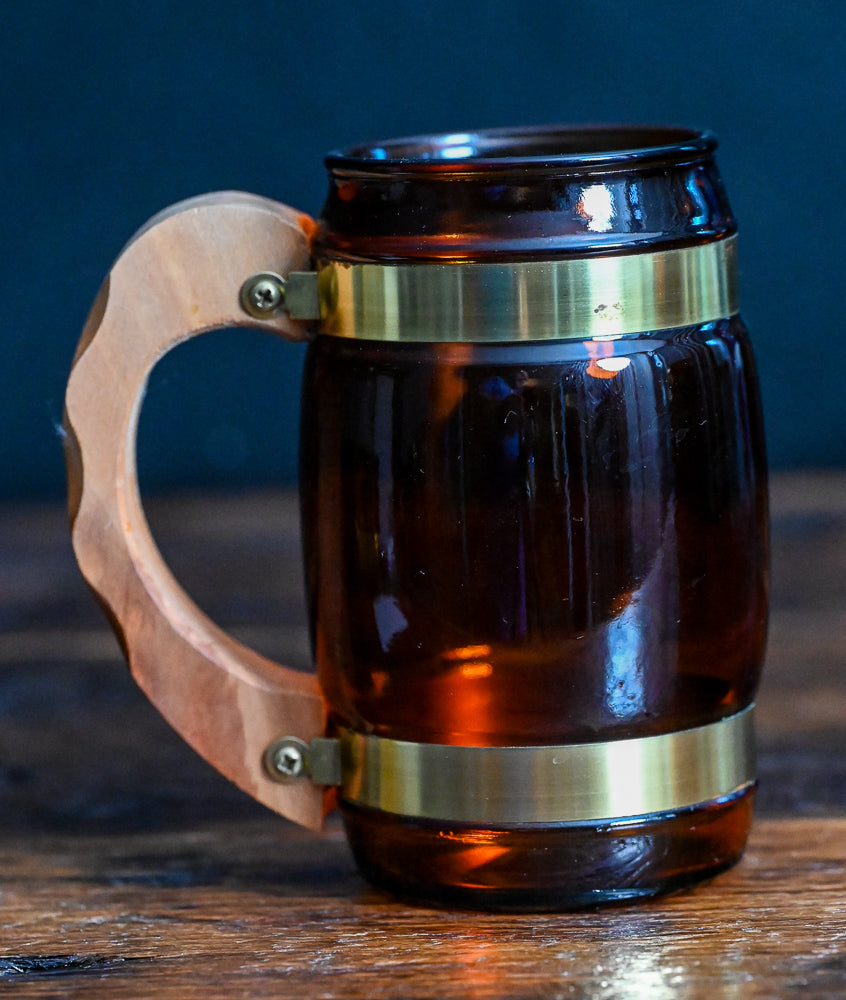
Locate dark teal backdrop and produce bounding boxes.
[4,0,843,500]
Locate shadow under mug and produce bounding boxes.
[64,125,768,910]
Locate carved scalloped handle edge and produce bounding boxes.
[63,192,331,831]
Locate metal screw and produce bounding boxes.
[264,736,309,783]
[240,272,286,318]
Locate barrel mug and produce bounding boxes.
[64,125,768,909]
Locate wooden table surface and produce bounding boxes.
[2,471,845,998]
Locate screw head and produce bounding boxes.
[264,737,309,783]
[240,272,286,318]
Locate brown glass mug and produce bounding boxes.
[64,125,768,910]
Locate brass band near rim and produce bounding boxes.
[336,706,755,825]
[318,237,738,343]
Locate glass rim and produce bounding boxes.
[326,124,717,173]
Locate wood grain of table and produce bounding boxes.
[1,471,845,998]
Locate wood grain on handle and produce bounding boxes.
[63,192,330,831]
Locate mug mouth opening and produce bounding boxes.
[326,124,716,174]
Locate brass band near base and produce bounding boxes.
[336,706,755,825]
[317,237,738,343]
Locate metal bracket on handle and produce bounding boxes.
[264,735,342,786]
[240,270,320,321]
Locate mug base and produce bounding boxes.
[341,787,754,912]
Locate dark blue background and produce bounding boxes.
[4,0,843,500]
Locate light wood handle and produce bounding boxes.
[64,192,329,831]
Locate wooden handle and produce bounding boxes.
[63,192,329,831]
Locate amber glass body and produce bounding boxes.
[300,127,768,909]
